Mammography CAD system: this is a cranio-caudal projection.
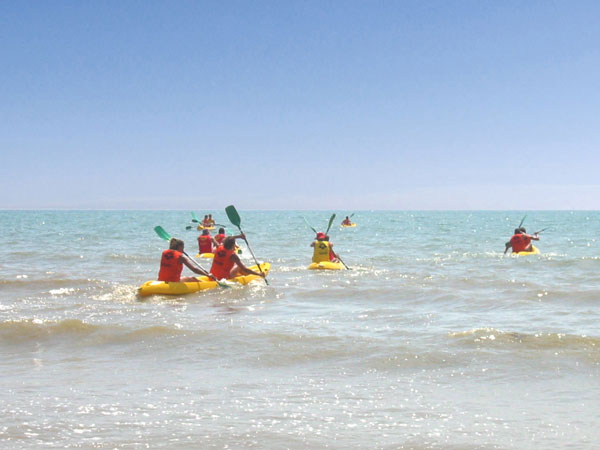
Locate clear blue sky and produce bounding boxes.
[1,1,599,209]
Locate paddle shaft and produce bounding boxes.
[237,226,269,285]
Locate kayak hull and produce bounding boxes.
[340,223,356,228]
[197,225,215,230]
[308,261,345,270]
[515,245,540,255]
[138,263,270,297]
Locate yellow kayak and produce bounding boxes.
[340,223,356,228]
[137,263,270,297]
[197,225,215,231]
[515,245,540,255]
[308,261,345,270]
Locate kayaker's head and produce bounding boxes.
[201,229,210,236]
[223,236,236,250]
[218,228,225,234]
[316,232,326,241]
[514,228,522,234]
[169,238,184,251]
[519,227,526,233]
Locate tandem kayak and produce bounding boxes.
[308,261,345,270]
[197,225,215,231]
[137,263,270,297]
[340,223,356,228]
[515,246,540,255]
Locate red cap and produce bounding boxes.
[316,232,326,239]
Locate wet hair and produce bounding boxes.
[514,228,522,234]
[519,227,526,233]
[202,229,210,235]
[169,238,184,250]
[223,236,236,250]
[218,228,225,234]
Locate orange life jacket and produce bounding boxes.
[198,235,213,254]
[210,245,236,279]
[158,249,183,282]
[510,234,531,253]
[214,233,226,244]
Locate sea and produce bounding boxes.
[0,210,598,449]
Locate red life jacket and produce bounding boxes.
[510,234,531,253]
[198,235,213,254]
[210,245,236,279]
[214,233,226,244]
[158,249,183,282]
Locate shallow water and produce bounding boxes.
[1,210,599,449]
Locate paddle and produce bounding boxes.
[534,227,549,235]
[191,212,201,223]
[518,215,527,228]
[337,255,351,270]
[225,205,269,285]
[325,213,336,234]
[153,226,230,288]
[302,216,318,234]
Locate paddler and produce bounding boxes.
[214,227,227,245]
[202,215,211,227]
[158,238,208,282]
[197,229,218,255]
[207,214,216,226]
[311,232,340,263]
[341,216,352,226]
[504,227,540,254]
[210,236,266,280]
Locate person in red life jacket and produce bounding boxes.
[202,215,211,227]
[207,214,216,226]
[324,235,341,262]
[214,228,227,245]
[158,238,208,282]
[504,227,540,254]
[341,216,352,226]
[210,236,265,280]
[197,229,218,254]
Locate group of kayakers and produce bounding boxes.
[158,232,265,283]
[157,213,544,283]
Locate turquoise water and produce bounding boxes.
[1,210,599,449]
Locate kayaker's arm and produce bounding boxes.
[180,254,209,276]
[504,241,511,254]
[529,233,540,241]
[231,254,265,278]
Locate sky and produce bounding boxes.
[1,1,599,210]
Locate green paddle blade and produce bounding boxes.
[349,213,355,219]
[325,213,336,234]
[518,215,527,228]
[191,212,200,223]
[225,205,242,228]
[154,226,172,241]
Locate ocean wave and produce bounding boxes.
[0,319,187,345]
[450,327,600,351]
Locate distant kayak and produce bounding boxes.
[197,225,215,230]
[308,261,345,270]
[515,246,540,255]
[340,223,356,228]
[137,263,271,297]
